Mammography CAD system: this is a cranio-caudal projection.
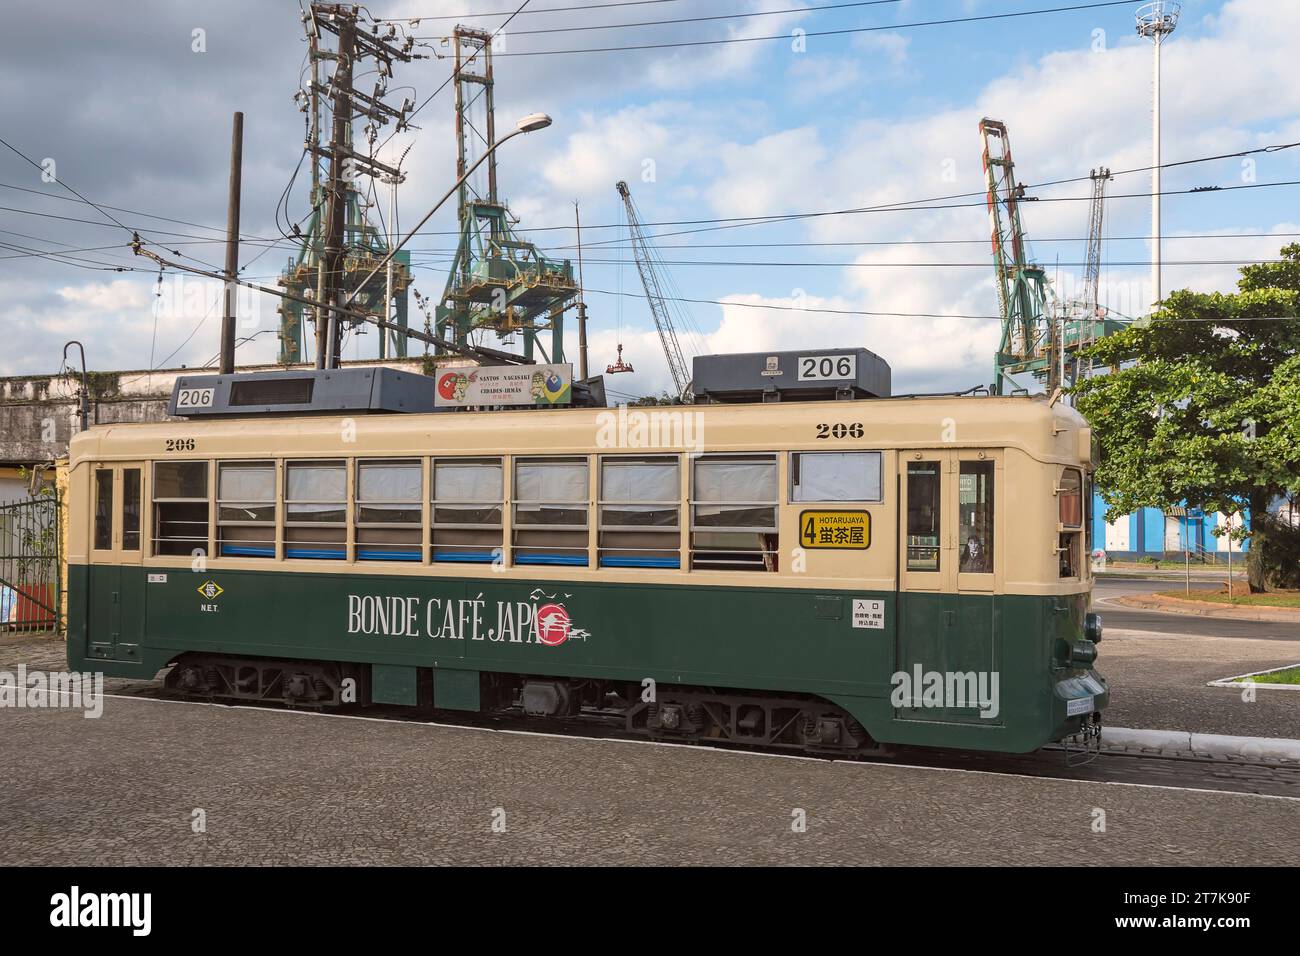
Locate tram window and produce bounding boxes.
[1085,474,1094,555]
[958,461,994,574]
[356,459,422,562]
[432,457,503,564]
[93,470,113,550]
[513,457,589,566]
[690,454,778,572]
[284,461,346,560]
[1058,469,1083,527]
[122,468,141,552]
[790,451,882,502]
[152,461,209,557]
[1058,468,1083,578]
[217,461,276,558]
[598,456,680,569]
[1059,533,1080,578]
[906,462,941,572]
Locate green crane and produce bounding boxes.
[980,118,1125,394]
[432,27,576,363]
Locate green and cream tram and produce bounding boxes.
[66,353,1106,754]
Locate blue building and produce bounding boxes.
[1091,491,1249,563]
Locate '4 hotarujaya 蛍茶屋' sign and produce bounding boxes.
[434,363,572,407]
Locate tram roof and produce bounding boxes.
[69,393,1091,469]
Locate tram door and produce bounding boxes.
[87,462,145,659]
[896,451,1001,724]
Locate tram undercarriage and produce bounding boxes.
[163,653,883,756]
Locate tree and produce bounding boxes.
[1072,244,1300,592]
[629,392,680,406]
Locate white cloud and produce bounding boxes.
[850,31,911,71]
[785,55,863,99]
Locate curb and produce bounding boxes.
[1102,726,1300,762]
[1110,594,1300,623]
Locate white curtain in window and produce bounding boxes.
[219,464,275,502]
[287,464,346,502]
[434,461,503,502]
[515,460,588,502]
[602,460,678,503]
[694,459,775,503]
[359,462,421,502]
[795,452,881,502]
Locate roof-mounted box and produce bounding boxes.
[168,367,437,418]
[692,348,891,403]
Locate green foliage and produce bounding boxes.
[1072,245,1300,590]
[83,370,120,401]
[629,392,680,406]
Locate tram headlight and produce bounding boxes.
[1084,612,1103,643]
[1069,640,1098,666]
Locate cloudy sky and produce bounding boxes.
[2,0,1298,397]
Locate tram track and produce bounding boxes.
[104,678,1300,801]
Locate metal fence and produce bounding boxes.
[0,493,60,633]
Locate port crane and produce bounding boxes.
[616,180,694,400]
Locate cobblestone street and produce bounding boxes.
[2,635,1296,866]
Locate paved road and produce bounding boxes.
[1091,577,1300,641]
[1100,628,1299,738]
[1,692,1296,866]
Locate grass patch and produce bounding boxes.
[1232,665,1300,685]
[1157,588,1300,608]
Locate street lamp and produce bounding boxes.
[514,112,552,133]
[62,340,89,432]
[328,113,554,365]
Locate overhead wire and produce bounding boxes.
[454,0,1143,57]
[409,0,902,37]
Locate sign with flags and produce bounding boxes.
[434,364,572,408]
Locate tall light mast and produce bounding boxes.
[1136,1,1179,312]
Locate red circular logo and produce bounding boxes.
[535,603,571,646]
[437,373,461,401]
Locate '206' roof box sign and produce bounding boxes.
[692,348,891,404]
[169,368,439,417]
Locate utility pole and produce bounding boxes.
[220,111,244,375]
[379,173,403,360]
[296,4,415,369]
[307,10,323,365]
[574,201,589,380]
[317,11,355,369]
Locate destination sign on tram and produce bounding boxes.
[799,510,870,549]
